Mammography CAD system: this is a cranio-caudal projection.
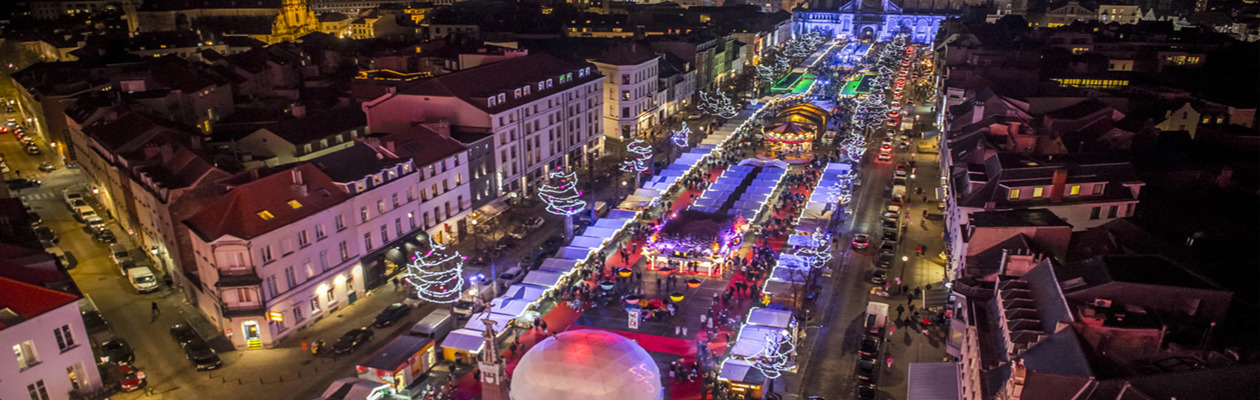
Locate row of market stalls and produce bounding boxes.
[799,163,856,233]
[717,307,798,397]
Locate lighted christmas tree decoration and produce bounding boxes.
[620,139,653,173]
[698,90,739,119]
[671,122,693,147]
[538,167,587,216]
[404,238,465,304]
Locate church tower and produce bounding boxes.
[269,0,319,43]
[478,318,510,400]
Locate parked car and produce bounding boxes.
[116,364,147,392]
[881,220,897,232]
[858,336,881,358]
[183,338,223,370]
[82,310,109,334]
[63,191,84,207]
[332,327,374,354]
[6,178,40,190]
[169,323,199,347]
[508,225,528,239]
[878,243,895,258]
[856,383,877,400]
[881,230,898,244]
[24,145,40,155]
[539,235,564,254]
[856,358,879,383]
[37,161,54,172]
[870,269,888,284]
[34,226,57,243]
[85,215,105,231]
[497,267,525,287]
[875,254,893,269]
[100,338,136,365]
[523,216,545,231]
[127,266,159,293]
[95,228,117,243]
[372,303,410,328]
[851,234,871,250]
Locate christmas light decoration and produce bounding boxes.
[538,167,587,216]
[404,238,465,304]
[795,228,833,269]
[620,139,653,173]
[752,332,795,380]
[698,90,739,119]
[670,122,692,147]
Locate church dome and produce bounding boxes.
[510,329,663,400]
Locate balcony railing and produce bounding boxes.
[215,267,263,287]
[220,303,265,318]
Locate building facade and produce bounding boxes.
[794,0,951,44]
[592,43,663,141]
[0,278,102,400]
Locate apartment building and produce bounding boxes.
[361,53,605,198]
[592,43,663,141]
[0,277,101,400]
[948,209,1072,281]
[183,142,470,349]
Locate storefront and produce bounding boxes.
[356,336,438,392]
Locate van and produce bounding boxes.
[127,266,159,293]
[410,308,454,341]
[74,205,96,222]
[109,244,131,267]
[85,215,105,231]
[497,267,525,287]
[865,302,889,336]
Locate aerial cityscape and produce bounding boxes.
[0,0,1256,399]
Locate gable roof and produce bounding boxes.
[397,53,601,113]
[0,276,79,330]
[373,126,468,168]
[594,42,659,66]
[184,164,351,241]
[258,107,366,145]
[83,111,202,155]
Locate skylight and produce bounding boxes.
[288,200,303,209]
[258,210,275,220]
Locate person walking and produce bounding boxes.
[896,304,905,319]
[151,302,160,316]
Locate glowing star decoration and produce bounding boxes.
[620,139,653,173]
[671,122,692,147]
[538,168,587,216]
[698,90,739,119]
[752,333,796,380]
[404,238,465,304]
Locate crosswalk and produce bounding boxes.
[21,192,58,202]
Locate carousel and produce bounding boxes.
[644,210,748,276]
[760,103,828,164]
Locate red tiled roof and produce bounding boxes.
[183,164,352,241]
[376,126,467,168]
[398,53,602,113]
[0,276,79,330]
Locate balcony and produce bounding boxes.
[220,303,265,318]
[215,267,263,287]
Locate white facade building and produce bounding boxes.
[0,278,102,400]
[592,43,662,141]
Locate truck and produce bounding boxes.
[865,302,889,336]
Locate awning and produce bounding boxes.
[522,270,563,288]
[463,312,516,333]
[440,328,486,353]
[746,307,794,330]
[570,236,605,250]
[475,197,511,219]
[581,227,620,240]
[556,246,595,261]
[907,362,960,400]
[538,258,579,273]
[593,218,630,231]
[606,209,638,220]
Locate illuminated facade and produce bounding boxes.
[794,0,953,44]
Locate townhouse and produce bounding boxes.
[591,43,664,141]
[0,277,102,400]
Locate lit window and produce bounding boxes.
[1009,189,1021,199]
[258,210,275,220]
[288,200,302,209]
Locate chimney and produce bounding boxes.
[291,169,303,185]
[1049,168,1068,203]
[291,103,307,118]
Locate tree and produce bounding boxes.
[756,64,777,94]
[537,167,587,238]
[404,238,466,304]
[698,90,739,119]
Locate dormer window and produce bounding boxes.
[514,88,522,98]
[538,82,545,91]
[1009,189,1021,199]
[546,79,553,88]
[488,97,496,107]
[523,86,530,96]
[288,200,303,209]
[497,93,506,103]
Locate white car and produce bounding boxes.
[64,191,84,208]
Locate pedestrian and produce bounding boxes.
[675,325,682,336]
[151,301,160,316]
[474,368,481,382]
[896,304,905,319]
[509,342,518,357]
[681,326,689,338]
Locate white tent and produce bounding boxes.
[539,258,579,274]
[501,284,547,303]
[463,312,517,334]
[488,297,533,317]
[581,227,620,240]
[746,308,794,330]
[556,246,594,261]
[606,209,638,220]
[570,236,605,250]
[593,218,629,231]
[729,325,791,358]
[786,234,817,248]
[633,188,662,198]
[522,270,563,288]
[440,328,486,354]
[769,265,810,283]
[717,358,761,383]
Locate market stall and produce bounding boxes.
[717,359,765,398]
[356,336,437,391]
[440,328,485,362]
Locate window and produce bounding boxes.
[1069,185,1081,196]
[335,215,346,230]
[1090,207,1101,220]
[27,380,49,400]
[339,241,349,261]
[408,212,416,230]
[1032,187,1044,198]
[392,193,400,207]
[377,200,386,214]
[395,218,403,237]
[265,275,278,299]
[621,90,630,101]
[304,262,314,278]
[380,225,389,243]
[1093,184,1104,195]
[1107,205,1118,218]
[298,230,309,247]
[1009,189,1021,199]
[364,232,373,251]
[361,206,370,223]
[284,266,296,289]
[310,298,321,314]
[258,210,275,220]
[292,306,305,323]
[14,340,38,370]
[261,246,274,263]
[1125,203,1134,217]
[319,250,329,271]
[406,188,415,202]
[456,173,463,185]
[326,288,336,303]
[53,325,75,352]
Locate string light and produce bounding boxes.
[752,332,795,380]
[671,122,692,147]
[795,228,833,269]
[621,139,653,173]
[404,238,465,304]
[538,167,587,216]
[698,90,739,119]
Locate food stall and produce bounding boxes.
[717,359,765,397]
[356,335,437,391]
[439,328,484,363]
[728,324,791,359]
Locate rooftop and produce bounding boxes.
[969,209,1072,228]
[308,143,409,183]
[184,164,352,241]
[0,276,79,331]
[396,53,602,113]
[1056,255,1224,292]
[259,107,367,145]
[593,42,659,66]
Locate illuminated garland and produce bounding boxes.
[753,332,795,380]
[538,167,587,216]
[698,90,739,119]
[795,228,833,269]
[404,238,465,304]
[620,139,653,173]
[671,122,692,147]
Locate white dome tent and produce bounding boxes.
[510,329,663,400]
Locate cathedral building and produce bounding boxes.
[135,0,319,44]
[795,0,963,43]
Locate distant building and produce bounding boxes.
[795,0,953,43]
[0,277,102,400]
[591,43,664,141]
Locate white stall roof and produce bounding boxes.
[796,218,827,233]
[463,312,517,333]
[718,359,760,383]
[777,254,812,269]
[747,308,794,329]
[690,206,721,214]
[501,284,547,302]
[633,188,662,198]
[522,270,563,288]
[695,197,725,208]
[488,298,533,317]
[556,246,594,261]
[769,265,809,283]
[581,227,620,240]
[645,182,675,191]
[593,219,629,231]
[786,234,818,248]
[729,325,790,358]
[441,328,486,353]
[570,236,605,250]
[733,201,764,211]
[761,278,802,296]
[539,258,579,273]
[605,209,639,219]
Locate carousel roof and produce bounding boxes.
[510,329,663,400]
[769,122,808,134]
